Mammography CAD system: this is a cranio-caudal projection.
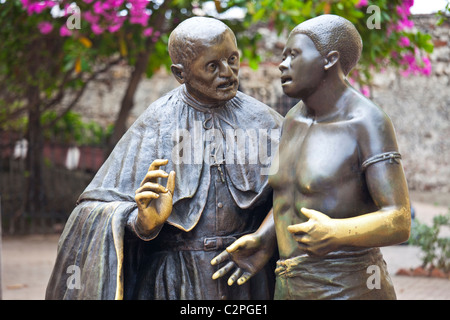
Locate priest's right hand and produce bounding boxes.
[134,159,176,237]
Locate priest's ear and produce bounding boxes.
[171,64,186,84]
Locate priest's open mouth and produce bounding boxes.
[217,80,236,90]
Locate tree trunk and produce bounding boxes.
[106,49,151,156]
[25,85,44,217]
[106,0,171,156]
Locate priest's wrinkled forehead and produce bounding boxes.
[168,17,237,68]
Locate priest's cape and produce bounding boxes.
[45,85,283,299]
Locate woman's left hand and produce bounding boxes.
[287,208,341,256]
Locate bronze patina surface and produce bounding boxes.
[269,14,411,300]
[45,17,282,300]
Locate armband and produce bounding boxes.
[361,151,401,172]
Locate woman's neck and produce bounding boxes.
[303,72,349,122]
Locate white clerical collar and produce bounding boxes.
[180,85,228,113]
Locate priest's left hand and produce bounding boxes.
[287,207,340,256]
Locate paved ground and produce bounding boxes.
[1,198,449,300]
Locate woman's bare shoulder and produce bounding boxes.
[348,89,399,155]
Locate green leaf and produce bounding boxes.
[252,8,266,22]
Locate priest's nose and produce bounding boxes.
[219,60,233,78]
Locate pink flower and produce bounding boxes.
[398,36,410,47]
[91,24,104,35]
[151,30,161,42]
[38,21,53,34]
[93,1,104,15]
[397,18,414,30]
[27,2,47,15]
[356,0,368,8]
[399,51,432,77]
[108,0,124,6]
[21,0,55,14]
[400,69,411,77]
[360,85,370,97]
[102,1,113,10]
[394,2,415,31]
[143,27,153,37]
[84,11,100,24]
[129,0,147,10]
[43,1,55,9]
[348,77,356,86]
[108,23,122,33]
[130,13,149,26]
[60,25,72,37]
[422,56,432,76]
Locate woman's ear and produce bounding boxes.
[324,51,340,71]
[171,64,185,84]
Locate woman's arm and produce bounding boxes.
[288,99,411,256]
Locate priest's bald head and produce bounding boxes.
[168,17,240,105]
[168,17,237,69]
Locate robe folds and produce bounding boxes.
[46,85,283,300]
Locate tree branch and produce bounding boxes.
[41,66,76,112]
[108,0,172,151]
[42,56,123,130]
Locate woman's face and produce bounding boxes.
[279,33,326,100]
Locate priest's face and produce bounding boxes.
[184,30,240,105]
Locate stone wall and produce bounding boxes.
[69,14,449,194]
[369,15,449,194]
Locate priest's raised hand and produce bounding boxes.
[134,159,176,238]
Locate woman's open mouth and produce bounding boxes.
[281,75,292,85]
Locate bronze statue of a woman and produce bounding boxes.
[268,14,411,299]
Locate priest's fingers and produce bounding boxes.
[166,171,176,194]
[227,268,243,286]
[140,169,169,186]
[212,261,234,280]
[226,235,251,254]
[148,159,169,172]
[135,191,159,208]
[237,271,252,286]
[211,250,231,266]
[136,182,168,195]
